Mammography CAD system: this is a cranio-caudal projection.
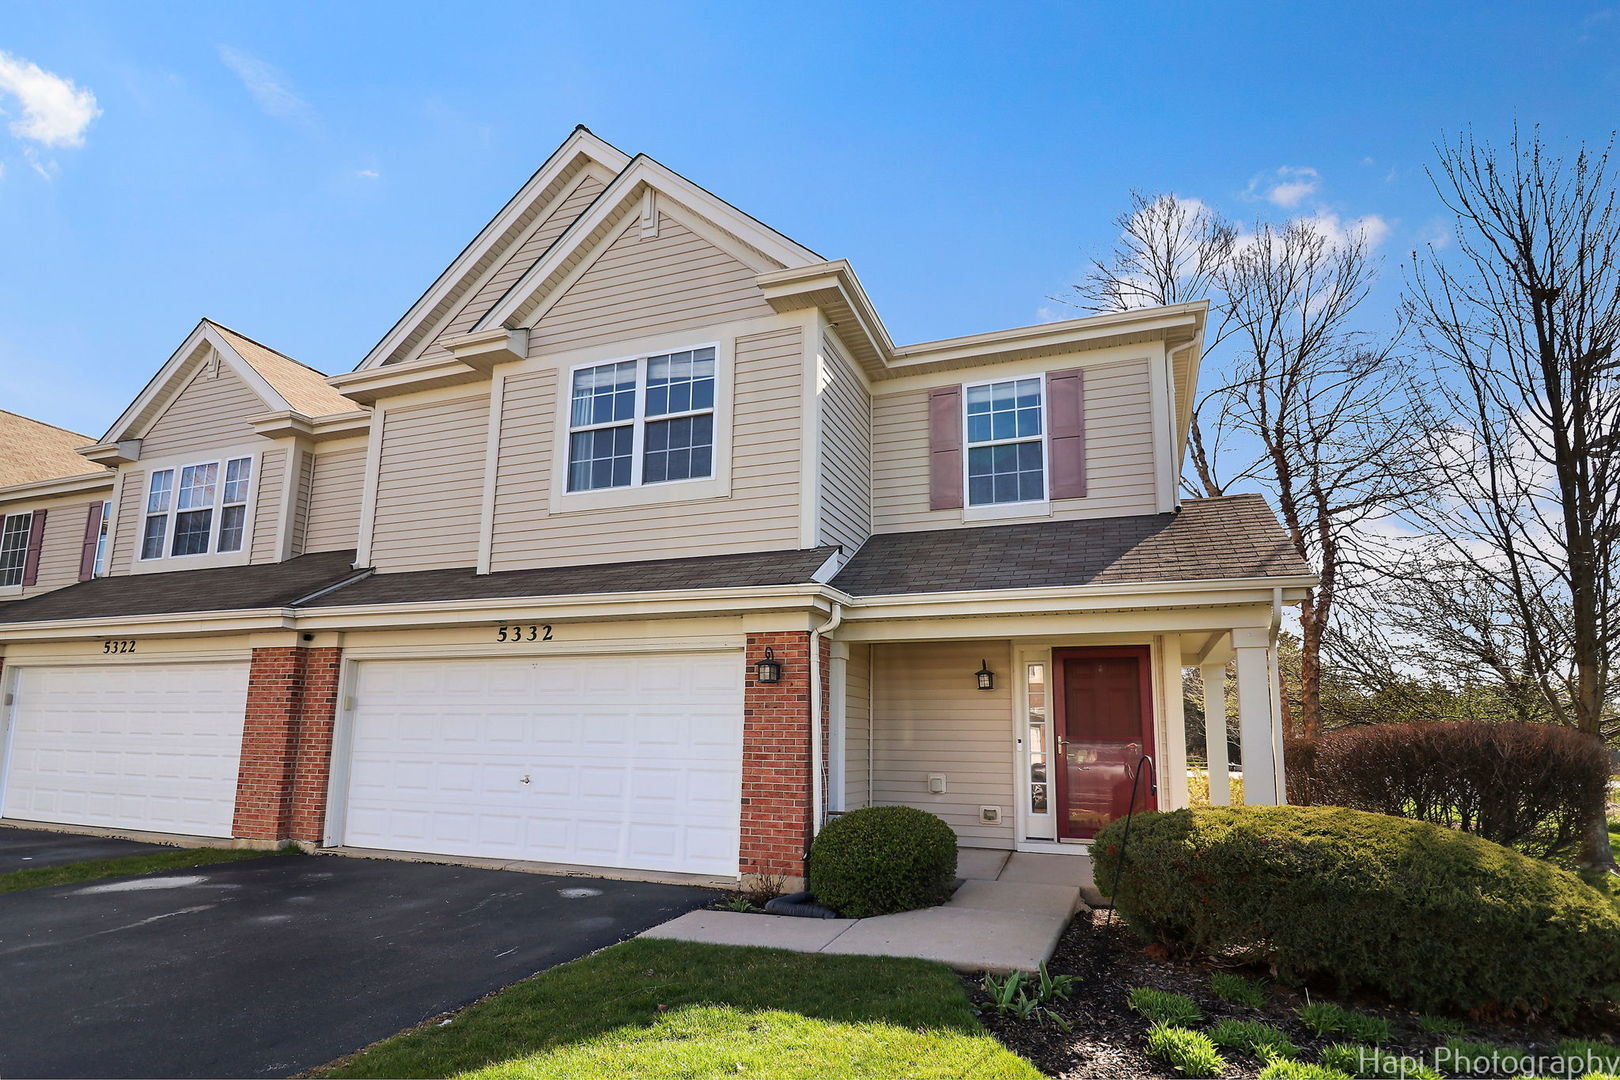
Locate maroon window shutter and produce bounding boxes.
[1047,368,1087,499]
[21,509,47,587]
[928,385,964,510]
[78,501,104,581]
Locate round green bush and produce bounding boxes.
[807,806,958,918]
[1092,805,1620,1018]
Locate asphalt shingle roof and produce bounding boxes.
[0,410,107,490]
[207,321,359,418]
[0,549,362,623]
[301,546,840,607]
[828,494,1309,596]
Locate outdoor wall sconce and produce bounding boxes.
[756,647,783,684]
[976,659,995,691]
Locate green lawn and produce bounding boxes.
[314,937,1039,1080]
[0,845,284,895]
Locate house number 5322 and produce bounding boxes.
[102,639,137,654]
[495,624,552,642]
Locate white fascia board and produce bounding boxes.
[843,577,1318,618]
[474,155,821,333]
[100,321,294,444]
[887,303,1207,370]
[0,470,116,503]
[355,128,632,371]
[0,608,298,642]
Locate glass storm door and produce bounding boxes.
[1052,646,1156,840]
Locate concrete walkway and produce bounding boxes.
[642,850,1092,973]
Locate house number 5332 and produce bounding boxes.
[495,624,552,642]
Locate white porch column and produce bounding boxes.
[1200,662,1232,805]
[828,641,849,812]
[1232,627,1281,804]
[1158,635,1189,810]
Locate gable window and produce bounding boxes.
[567,347,715,492]
[0,512,32,587]
[141,456,253,560]
[965,376,1046,506]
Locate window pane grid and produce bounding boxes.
[966,377,1045,507]
[566,349,718,492]
[140,457,252,560]
[0,513,32,587]
[569,361,637,429]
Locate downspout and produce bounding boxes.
[809,600,843,840]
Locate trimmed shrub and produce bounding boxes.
[1126,987,1202,1026]
[806,806,956,918]
[1093,805,1620,1017]
[1301,721,1610,861]
[1144,1022,1225,1077]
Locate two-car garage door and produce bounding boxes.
[338,653,744,877]
[1,662,249,837]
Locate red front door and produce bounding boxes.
[1052,646,1156,839]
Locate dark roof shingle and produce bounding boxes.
[0,550,362,624]
[829,494,1309,596]
[301,546,839,608]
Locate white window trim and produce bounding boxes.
[548,338,735,514]
[0,510,34,595]
[961,373,1052,521]
[128,448,261,574]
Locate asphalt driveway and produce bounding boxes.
[0,825,172,872]
[0,850,717,1078]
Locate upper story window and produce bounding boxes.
[0,512,33,587]
[567,347,716,492]
[141,456,253,560]
[92,500,111,577]
[965,376,1046,506]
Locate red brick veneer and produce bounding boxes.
[739,632,829,879]
[232,646,341,844]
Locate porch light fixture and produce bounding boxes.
[975,659,995,691]
[756,647,783,685]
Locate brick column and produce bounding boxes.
[739,631,830,882]
[233,646,342,845]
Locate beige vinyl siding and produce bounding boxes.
[526,212,774,358]
[289,449,314,556]
[249,447,287,562]
[842,643,872,810]
[489,326,803,570]
[5,495,104,598]
[871,357,1159,532]
[369,394,489,572]
[139,362,264,458]
[108,470,143,575]
[817,334,872,553]
[871,640,1015,847]
[302,443,366,554]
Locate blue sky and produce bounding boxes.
[1,1,1616,438]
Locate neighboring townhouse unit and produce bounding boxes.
[0,127,1312,885]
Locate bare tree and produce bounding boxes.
[1073,203,1425,740]
[1405,127,1620,870]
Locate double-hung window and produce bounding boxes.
[567,347,716,492]
[0,512,33,587]
[141,456,253,560]
[965,376,1046,506]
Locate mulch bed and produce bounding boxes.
[969,909,1620,1078]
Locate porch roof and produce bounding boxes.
[828,494,1309,597]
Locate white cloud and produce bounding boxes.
[1246,165,1321,209]
[217,45,314,125]
[1300,210,1390,251]
[0,50,100,148]
[356,168,379,179]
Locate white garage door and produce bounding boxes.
[341,653,744,876]
[2,662,249,837]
